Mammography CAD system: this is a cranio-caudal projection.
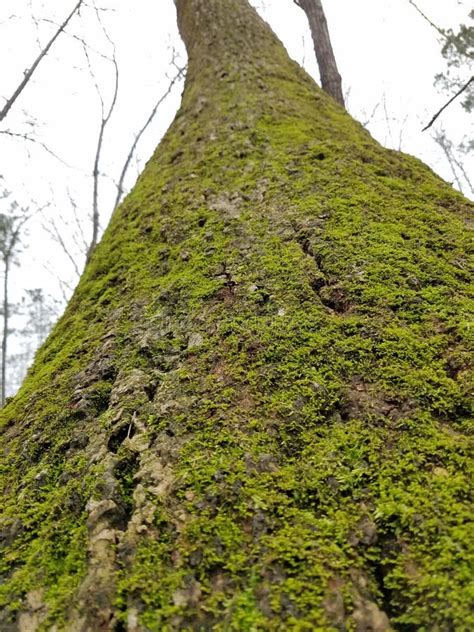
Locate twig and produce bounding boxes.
[397,112,409,151]
[42,216,82,277]
[66,188,89,253]
[360,102,380,127]
[39,17,112,61]
[382,94,395,148]
[422,76,473,131]
[113,65,185,211]
[0,0,84,123]
[28,0,43,51]
[432,129,474,195]
[40,262,74,304]
[0,14,20,27]
[407,0,447,40]
[0,130,71,166]
[82,6,120,261]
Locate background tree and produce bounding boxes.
[294,0,345,106]
[0,0,472,629]
[7,289,60,397]
[408,0,473,194]
[431,6,473,113]
[0,193,28,405]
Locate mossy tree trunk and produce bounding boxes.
[1,0,473,630]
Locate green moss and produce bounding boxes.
[0,0,473,628]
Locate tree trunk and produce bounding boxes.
[296,0,345,106]
[0,0,472,630]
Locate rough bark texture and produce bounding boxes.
[1,0,473,629]
[296,0,345,106]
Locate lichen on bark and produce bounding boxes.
[1,0,473,630]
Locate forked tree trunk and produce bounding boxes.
[0,0,472,630]
[295,0,345,106]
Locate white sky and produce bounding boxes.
[0,0,472,390]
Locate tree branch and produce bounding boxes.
[113,65,185,211]
[432,128,474,196]
[0,0,84,123]
[83,5,120,261]
[0,130,70,166]
[407,0,448,40]
[42,216,82,278]
[422,75,473,131]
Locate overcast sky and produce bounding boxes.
[0,0,472,391]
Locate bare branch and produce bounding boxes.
[28,0,43,51]
[66,188,89,253]
[0,130,70,166]
[84,5,120,261]
[434,132,464,191]
[422,75,474,131]
[397,112,410,151]
[113,65,185,211]
[432,128,474,195]
[40,261,74,304]
[42,216,82,278]
[407,0,448,40]
[0,0,84,124]
[39,17,112,61]
[360,102,380,128]
[382,94,395,148]
[88,58,119,260]
[0,14,21,27]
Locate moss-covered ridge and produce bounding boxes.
[1,0,473,629]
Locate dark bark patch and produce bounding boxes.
[114,451,140,522]
[107,422,136,453]
[318,286,350,314]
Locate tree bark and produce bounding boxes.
[0,0,472,629]
[295,0,345,106]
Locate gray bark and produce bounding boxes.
[295,0,345,107]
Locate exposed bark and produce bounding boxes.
[0,0,472,629]
[294,0,345,106]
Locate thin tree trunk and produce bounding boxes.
[1,259,9,406]
[295,0,345,106]
[85,49,119,261]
